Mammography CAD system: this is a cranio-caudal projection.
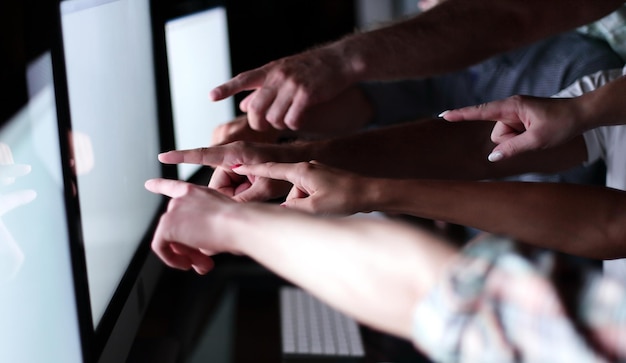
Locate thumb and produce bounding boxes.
[488,132,538,162]
[280,197,312,213]
[232,182,274,202]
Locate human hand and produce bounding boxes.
[158,142,294,202]
[211,115,283,146]
[441,95,581,162]
[209,45,357,132]
[233,161,369,215]
[144,178,242,274]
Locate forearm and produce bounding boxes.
[337,0,623,81]
[304,119,587,179]
[225,203,456,339]
[367,179,626,259]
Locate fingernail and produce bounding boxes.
[487,151,504,162]
[192,265,208,275]
[231,164,242,169]
[437,110,449,118]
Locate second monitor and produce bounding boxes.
[165,4,235,180]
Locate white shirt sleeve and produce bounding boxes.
[549,66,626,165]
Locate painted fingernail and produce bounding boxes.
[487,151,504,162]
[231,164,242,169]
[437,110,450,118]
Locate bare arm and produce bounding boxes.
[349,0,622,80]
[371,179,626,259]
[210,0,622,131]
[306,118,588,179]
[144,178,456,341]
[234,162,626,259]
[160,118,588,202]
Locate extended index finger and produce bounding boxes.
[209,69,267,101]
[145,178,197,198]
[158,147,227,167]
[440,98,514,122]
[233,162,301,184]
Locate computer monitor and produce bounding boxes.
[58,0,169,362]
[0,2,85,362]
[163,2,235,180]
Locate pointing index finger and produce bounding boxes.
[209,69,267,101]
[440,99,512,122]
[233,162,299,184]
[158,147,226,167]
[145,178,196,198]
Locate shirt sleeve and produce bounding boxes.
[550,66,626,166]
[411,235,626,363]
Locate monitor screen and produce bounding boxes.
[165,5,235,180]
[0,51,84,363]
[60,0,163,330]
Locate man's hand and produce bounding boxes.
[212,115,283,146]
[209,45,358,132]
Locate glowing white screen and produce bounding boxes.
[60,0,162,327]
[165,6,235,180]
[0,53,83,363]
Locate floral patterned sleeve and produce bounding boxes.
[411,235,626,363]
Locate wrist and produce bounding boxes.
[361,178,396,214]
[575,90,602,133]
[326,34,369,83]
[212,202,261,255]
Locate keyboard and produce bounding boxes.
[280,286,365,361]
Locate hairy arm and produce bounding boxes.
[343,0,623,80]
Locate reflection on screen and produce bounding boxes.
[60,0,162,327]
[166,6,235,180]
[0,52,83,363]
